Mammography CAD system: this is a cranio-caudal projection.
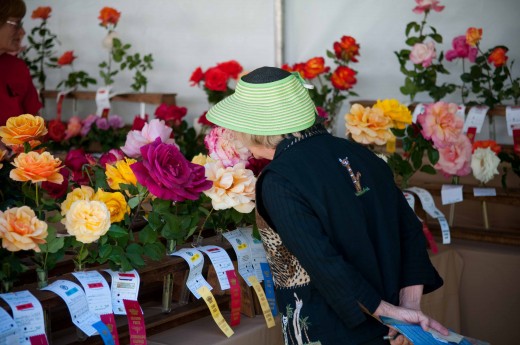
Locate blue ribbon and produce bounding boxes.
[260,262,278,316]
[92,320,115,345]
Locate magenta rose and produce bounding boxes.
[446,35,477,62]
[64,149,91,185]
[99,149,125,168]
[131,138,212,201]
[41,167,70,199]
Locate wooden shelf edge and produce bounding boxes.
[41,90,177,105]
[428,223,520,247]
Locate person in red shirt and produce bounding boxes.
[0,0,42,126]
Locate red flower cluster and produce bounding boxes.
[31,6,52,20]
[333,36,360,63]
[189,60,243,92]
[154,103,188,126]
[57,51,76,66]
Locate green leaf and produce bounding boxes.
[46,212,63,223]
[108,224,129,238]
[99,244,113,259]
[143,242,164,261]
[153,198,172,214]
[127,197,139,209]
[138,225,157,244]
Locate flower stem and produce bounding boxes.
[197,208,214,240]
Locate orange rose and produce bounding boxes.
[472,140,501,154]
[330,66,357,90]
[466,27,483,47]
[0,114,47,147]
[333,35,360,63]
[304,57,330,79]
[98,7,121,28]
[291,63,306,78]
[10,151,63,184]
[57,51,76,66]
[488,47,508,67]
[31,6,52,20]
[0,206,48,252]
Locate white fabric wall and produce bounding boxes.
[24,0,520,143]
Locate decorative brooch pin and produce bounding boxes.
[338,156,370,196]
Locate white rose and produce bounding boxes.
[471,147,500,184]
[63,200,111,243]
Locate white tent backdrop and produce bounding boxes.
[24,0,520,143]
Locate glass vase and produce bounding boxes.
[36,267,48,289]
[162,239,177,313]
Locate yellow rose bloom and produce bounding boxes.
[61,186,95,215]
[62,200,111,243]
[105,158,137,190]
[345,104,394,145]
[0,114,48,146]
[191,153,215,166]
[0,206,48,252]
[10,151,63,184]
[94,189,130,223]
[373,99,412,130]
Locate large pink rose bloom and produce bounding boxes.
[446,36,478,62]
[435,135,472,177]
[417,102,464,148]
[204,127,251,167]
[410,42,436,68]
[131,138,212,201]
[121,119,174,158]
[413,0,445,14]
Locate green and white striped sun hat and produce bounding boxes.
[206,66,316,135]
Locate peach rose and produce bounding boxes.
[0,206,48,252]
[10,151,63,184]
[345,104,393,145]
[0,114,48,146]
[65,116,83,140]
[466,27,483,47]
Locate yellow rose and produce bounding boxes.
[0,114,48,146]
[94,189,130,223]
[191,153,215,166]
[466,27,483,47]
[0,206,48,252]
[61,186,95,215]
[105,158,137,190]
[62,200,111,243]
[345,104,394,145]
[10,151,63,184]
[373,99,412,130]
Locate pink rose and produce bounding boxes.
[410,42,436,68]
[81,114,98,136]
[204,127,251,168]
[417,102,464,148]
[99,149,125,168]
[108,115,125,129]
[121,119,175,158]
[65,116,82,140]
[435,135,472,177]
[446,36,478,62]
[413,0,445,14]
[95,117,110,130]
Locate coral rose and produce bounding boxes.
[435,135,472,177]
[304,57,330,79]
[205,127,251,168]
[330,66,357,90]
[94,189,129,223]
[10,151,63,184]
[121,119,174,158]
[471,147,500,184]
[373,99,412,130]
[0,114,47,146]
[203,161,256,213]
[410,42,436,68]
[98,7,121,28]
[345,104,393,145]
[31,6,52,20]
[57,51,76,66]
[333,36,360,63]
[62,200,110,244]
[105,158,137,190]
[61,186,95,215]
[466,27,483,47]
[64,116,82,140]
[488,47,508,67]
[0,206,48,252]
[131,138,212,202]
[417,102,464,148]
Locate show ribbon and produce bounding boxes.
[123,300,146,345]
[225,270,242,326]
[197,286,234,338]
[260,262,277,317]
[248,276,275,328]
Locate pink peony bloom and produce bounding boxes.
[204,127,252,168]
[131,138,212,201]
[435,135,472,177]
[410,42,436,68]
[413,0,445,14]
[445,36,478,62]
[417,102,464,148]
[121,119,174,158]
[65,116,83,140]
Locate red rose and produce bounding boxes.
[292,63,306,78]
[131,114,148,131]
[304,57,330,79]
[42,167,69,199]
[330,66,357,90]
[155,104,188,126]
[189,67,204,86]
[64,149,89,172]
[281,64,293,72]
[197,111,213,126]
[204,67,229,91]
[488,47,508,67]
[31,6,51,20]
[57,51,76,66]
[47,119,66,142]
[216,60,243,79]
[333,36,360,63]
[98,7,121,28]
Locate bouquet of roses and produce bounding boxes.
[189,60,244,104]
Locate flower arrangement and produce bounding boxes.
[395,0,456,102]
[189,60,244,104]
[98,7,154,91]
[282,35,360,131]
